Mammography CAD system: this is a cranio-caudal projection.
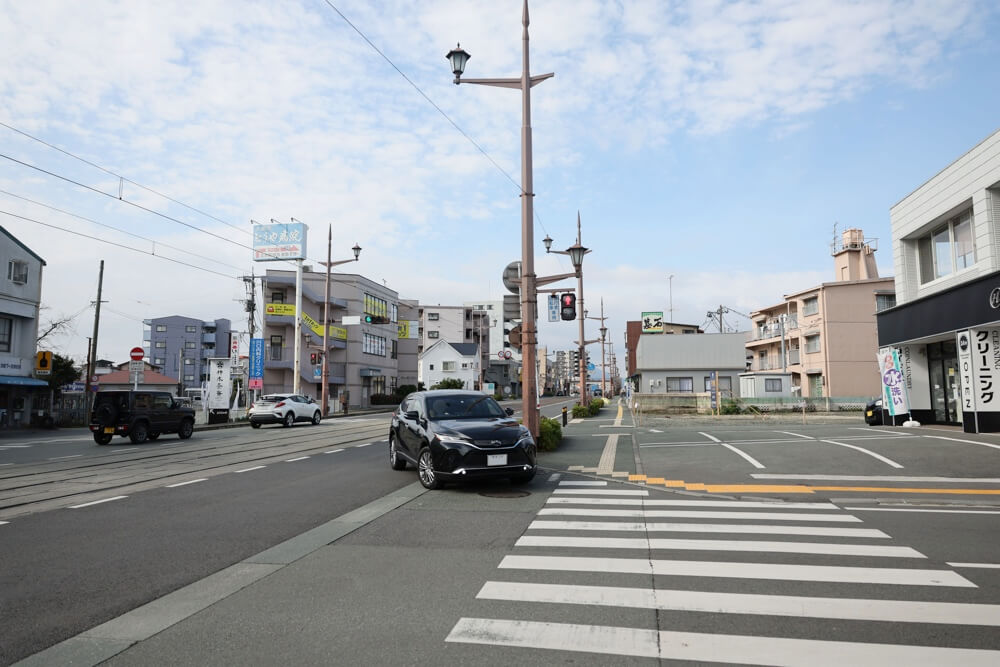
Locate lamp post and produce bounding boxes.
[318,225,361,417]
[584,298,609,398]
[668,274,674,324]
[447,1,554,438]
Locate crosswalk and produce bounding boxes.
[446,480,1000,664]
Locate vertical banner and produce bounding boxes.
[548,294,559,322]
[973,329,1000,412]
[877,347,909,417]
[208,358,232,410]
[248,338,264,390]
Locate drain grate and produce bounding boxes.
[478,489,531,499]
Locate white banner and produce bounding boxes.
[208,358,232,410]
[877,347,908,417]
[899,344,930,411]
[971,328,1000,412]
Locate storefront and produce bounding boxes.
[877,270,1000,431]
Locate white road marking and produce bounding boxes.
[753,474,1000,483]
[0,444,30,448]
[557,480,605,486]
[538,508,863,522]
[286,456,310,462]
[324,449,343,454]
[775,430,813,439]
[166,478,208,488]
[948,563,1000,569]
[698,432,721,442]
[527,520,890,538]
[0,520,8,525]
[515,535,924,558]
[820,439,904,468]
[476,581,1000,626]
[499,555,976,586]
[546,497,839,509]
[553,489,648,496]
[925,435,1000,452]
[640,443,719,448]
[49,455,82,460]
[547,473,561,482]
[722,443,766,469]
[111,449,134,453]
[649,428,662,433]
[235,466,266,473]
[69,495,128,509]
[448,618,1000,664]
[846,507,1000,515]
[355,443,372,448]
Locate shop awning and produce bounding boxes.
[0,375,49,387]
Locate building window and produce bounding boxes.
[427,312,440,321]
[270,335,283,361]
[7,260,28,285]
[429,364,434,371]
[364,294,390,321]
[154,357,164,365]
[704,376,732,393]
[809,373,824,397]
[918,209,975,283]
[765,378,782,392]
[184,374,195,382]
[184,358,193,365]
[185,325,197,333]
[875,293,896,311]
[443,361,456,371]
[155,324,167,332]
[666,377,693,392]
[185,341,196,349]
[802,297,818,316]
[758,350,768,369]
[805,334,820,353]
[364,333,386,357]
[391,340,397,359]
[155,341,166,348]
[428,331,439,339]
[0,317,10,353]
[271,291,285,303]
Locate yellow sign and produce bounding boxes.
[301,312,347,341]
[265,303,296,316]
[35,350,52,375]
[398,320,409,340]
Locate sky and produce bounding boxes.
[1,0,998,372]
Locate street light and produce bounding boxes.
[318,225,361,417]
[448,0,554,438]
[668,274,674,324]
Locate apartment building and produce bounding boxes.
[744,229,894,398]
[877,128,1000,431]
[144,316,232,389]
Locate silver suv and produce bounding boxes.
[249,394,322,428]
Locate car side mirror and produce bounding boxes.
[505,408,514,416]
[405,410,420,421]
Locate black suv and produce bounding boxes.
[90,390,196,445]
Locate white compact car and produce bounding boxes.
[249,394,322,428]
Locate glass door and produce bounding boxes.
[928,341,960,424]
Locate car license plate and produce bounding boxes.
[104,427,114,434]
[866,411,873,417]
[487,454,507,466]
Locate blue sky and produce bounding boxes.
[1,0,998,367]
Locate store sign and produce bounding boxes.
[971,328,1000,412]
[641,311,663,334]
[266,303,296,316]
[397,320,419,340]
[248,338,264,390]
[957,330,976,414]
[208,358,232,410]
[252,222,307,261]
[877,347,909,417]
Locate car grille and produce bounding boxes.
[473,439,516,448]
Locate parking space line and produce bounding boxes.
[820,439,903,468]
[925,435,1000,452]
[775,431,813,439]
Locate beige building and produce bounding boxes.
[744,229,895,398]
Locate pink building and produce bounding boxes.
[744,229,895,398]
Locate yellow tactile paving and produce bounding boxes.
[664,480,686,487]
[645,477,666,485]
[703,485,815,494]
[628,474,647,482]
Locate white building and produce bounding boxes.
[637,332,747,397]
[418,341,480,390]
[877,128,1000,431]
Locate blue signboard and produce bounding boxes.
[547,295,559,322]
[587,363,595,371]
[252,222,307,261]
[249,338,264,389]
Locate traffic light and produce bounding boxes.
[364,314,390,324]
[310,352,318,365]
[560,293,576,321]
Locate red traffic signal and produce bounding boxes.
[310,352,318,365]
[560,293,576,321]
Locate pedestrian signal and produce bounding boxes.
[560,293,576,321]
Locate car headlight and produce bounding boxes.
[438,436,472,447]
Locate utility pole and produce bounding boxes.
[84,260,105,416]
[242,272,258,407]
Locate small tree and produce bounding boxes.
[430,378,465,390]
[46,353,81,398]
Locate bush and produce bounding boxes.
[587,401,601,416]
[369,393,399,405]
[720,399,742,415]
[396,385,418,398]
[572,404,588,418]
[430,378,465,390]
[538,417,562,451]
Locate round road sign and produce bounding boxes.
[130,347,144,361]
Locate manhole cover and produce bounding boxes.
[478,490,531,499]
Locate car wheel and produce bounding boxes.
[129,421,149,444]
[93,432,113,445]
[311,411,322,425]
[510,468,536,485]
[389,435,407,471]
[283,412,295,428]
[147,432,160,441]
[178,418,194,439]
[417,447,442,489]
[250,421,261,429]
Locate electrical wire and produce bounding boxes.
[0,209,238,280]
[0,189,245,273]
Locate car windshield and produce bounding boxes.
[426,395,507,420]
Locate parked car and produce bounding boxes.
[89,390,195,445]
[388,389,536,489]
[249,394,322,428]
[865,397,884,425]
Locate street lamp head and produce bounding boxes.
[600,326,607,339]
[446,43,471,83]
[566,242,588,269]
[542,234,553,252]
[352,243,362,260]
